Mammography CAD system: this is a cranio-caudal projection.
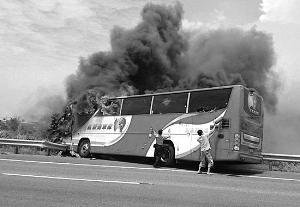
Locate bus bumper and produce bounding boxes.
[239,153,263,164]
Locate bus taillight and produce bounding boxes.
[233,133,240,151]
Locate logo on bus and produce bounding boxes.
[114,117,126,132]
[248,93,259,115]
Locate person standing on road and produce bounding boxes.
[153,129,169,168]
[197,129,214,174]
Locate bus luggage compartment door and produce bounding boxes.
[214,130,231,160]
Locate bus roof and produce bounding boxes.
[113,85,247,100]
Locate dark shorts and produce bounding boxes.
[154,144,164,157]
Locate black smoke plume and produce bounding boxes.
[66,2,280,114]
[179,28,280,112]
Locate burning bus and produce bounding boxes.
[71,85,263,165]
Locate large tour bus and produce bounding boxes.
[71,85,264,165]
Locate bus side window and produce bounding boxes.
[99,98,122,116]
[152,93,188,114]
[121,96,152,115]
[110,99,121,115]
[189,88,232,113]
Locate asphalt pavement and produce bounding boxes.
[0,154,300,207]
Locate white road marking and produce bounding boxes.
[2,173,141,185]
[0,158,189,173]
[1,158,300,183]
[233,174,300,182]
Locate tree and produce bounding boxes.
[47,106,74,142]
[6,117,21,132]
[0,120,8,131]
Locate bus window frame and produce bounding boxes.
[150,96,154,115]
[119,99,124,116]
[186,92,191,113]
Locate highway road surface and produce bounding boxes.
[0,154,300,207]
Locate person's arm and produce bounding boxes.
[163,134,170,140]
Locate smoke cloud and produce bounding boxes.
[66,2,280,113]
[180,28,280,112]
[66,3,186,99]
[22,94,66,123]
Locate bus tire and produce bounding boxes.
[78,139,91,158]
[161,144,175,166]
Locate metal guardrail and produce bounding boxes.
[262,153,300,171]
[262,153,300,163]
[0,138,69,155]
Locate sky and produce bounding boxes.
[0,0,300,154]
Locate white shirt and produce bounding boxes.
[197,135,211,151]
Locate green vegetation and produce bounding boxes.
[0,114,72,142]
[0,93,95,142]
[0,117,49,140]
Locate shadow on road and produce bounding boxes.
[89,153,264,175]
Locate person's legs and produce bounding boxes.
[197,151,206,173]
[153,145,162,167]
[153,156,160,167]
[153,147,158,167]
[206,150,214,174]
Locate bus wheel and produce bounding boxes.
[161,145,175,166]
[78,139,91,158]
